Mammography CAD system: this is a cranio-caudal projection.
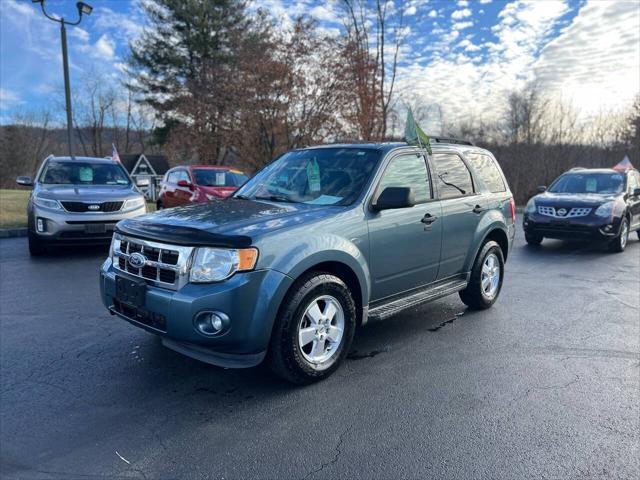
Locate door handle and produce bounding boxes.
[421,213,438,224]
[472,205,486,214]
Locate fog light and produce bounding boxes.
[604,224,612,232]
[36,218,45,232]
[194,311,229,336]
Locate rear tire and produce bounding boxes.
[459,241,504,310]
[525,232,543,246]
[267,271,356,385]
[608,217,629,253]
[28,233,45,256]
[156,200,163,210]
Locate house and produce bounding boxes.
[120,154,170,201]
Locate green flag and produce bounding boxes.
[404,108,432,155]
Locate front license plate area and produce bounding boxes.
[115,276,146,308]
[550,219,570,226]
[85,223,106,234]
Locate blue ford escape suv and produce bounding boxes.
[100,141,515,383]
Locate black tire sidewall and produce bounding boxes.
[269,273,356,383]
[610,218,629,252]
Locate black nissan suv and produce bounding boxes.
[523,167,640,252]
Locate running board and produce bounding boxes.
[367,277,468,323]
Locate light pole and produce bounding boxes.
[32,1,93,159]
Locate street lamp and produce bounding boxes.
[32,1,93,159]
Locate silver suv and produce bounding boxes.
[17,156,147,255]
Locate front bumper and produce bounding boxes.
[523,213,621,241]
[100,258,293,368]
[30,204,147,244]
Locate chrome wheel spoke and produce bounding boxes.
[306,303,323,325]
[299,326,316,347]
[323,300,338,321]
[481,253,500,298]
[310,338,326,358]
[326,326,343,342]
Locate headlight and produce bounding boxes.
[524,198,536,214]
[594,201,614,218]
[33,196,63,211]
[123,196,146,211]
[190,247,258,283]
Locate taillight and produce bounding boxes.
[509,197,516,224]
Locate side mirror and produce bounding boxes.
[372,187,415,211]
[16,176,33,187]
[633,188,640,197]
[136,178,150,187]
[177,179,193,190]
[537,186,547,193]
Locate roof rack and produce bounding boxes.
[430,136,474,146]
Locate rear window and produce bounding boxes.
[193,169,248,187]
[465,153,506,193]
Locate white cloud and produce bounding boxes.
[533,0,640,116]
[480,0,493,4]
[452,21,473,31]
[457,0,469,6]
[405,6,417,16]
[94,34,115,60]
[451,8,471,20]
[92,7,144,39]
[309,5,340,23]
[0,88,22,110]
[428,9,437,18]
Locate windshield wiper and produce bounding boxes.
[234,194,251,200]
[253,195,297,203]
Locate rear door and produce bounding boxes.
[367,152,442,301]
[430,151,484,279]
[162,170,180,208]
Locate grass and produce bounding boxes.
[0,189,156,230]
[0,189,30,228]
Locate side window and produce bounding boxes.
[167,171,179,184]
[377,154,431,204]
[465,153,506,193]
[432,153,474,199]
[627,172,639,193]
[178,170,191,182]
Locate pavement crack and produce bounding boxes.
[301,425,352,480]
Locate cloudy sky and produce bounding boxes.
[1,0,638,127]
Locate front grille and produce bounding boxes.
[112,234,193,290]
[61,201,123,213]
[537,206,592,218]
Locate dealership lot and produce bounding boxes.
[1,222,638,480]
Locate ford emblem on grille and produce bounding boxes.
[88,204,100,211]
[557,208,567,216]
[128,252,147,268]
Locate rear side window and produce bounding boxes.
[377,154,431,203]
[465,153,506,193]
[431,153,474,199]
[167,171,180,183]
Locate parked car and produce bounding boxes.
[523,167,640,252]
[16,156,147,256]
[100,141,515,383]
[157,165,248,209]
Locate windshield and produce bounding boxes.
[193,169,247,187]
[40,161,131,186]
[548,172,624,194]
[234,148,381,205]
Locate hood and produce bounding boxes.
[37,184,138,201]
[198,185,237,198]
[534,191,620,208]
[116,198,341,247]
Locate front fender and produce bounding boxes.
[263,232,371,308]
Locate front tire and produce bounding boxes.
[268,272,356,384]
[608,217,629,253]
[156,200,163,210]
[459,241,504,310]
[525,232,543,245]
[28,233,45,256]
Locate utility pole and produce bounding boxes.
[32,1,93,159]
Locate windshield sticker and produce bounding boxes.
[586,177,598,192]
[305,195,342,205]
[79,167,93,182]
[307,158,321,192]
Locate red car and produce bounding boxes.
[157,165,248,209]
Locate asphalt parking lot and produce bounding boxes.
[1,221,639,480]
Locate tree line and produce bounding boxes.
[1,0,638,204]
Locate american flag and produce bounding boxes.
[112,143,121,163]
[613,155,633,171]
